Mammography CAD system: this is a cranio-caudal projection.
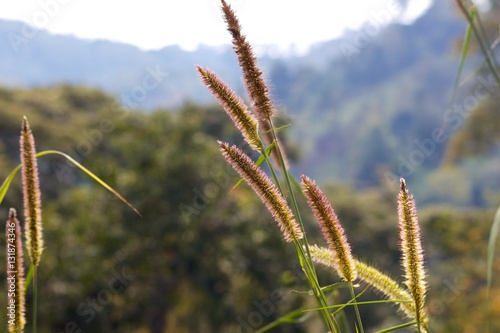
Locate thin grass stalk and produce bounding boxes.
[221,140,339,330]
[6,208,26,333]
[263,128,340,332]
[473,3,500,73]
[209,63,341,333]
[197,36,337,332]
[455,0,500,85]
[216,2,341,329]
[246,129,339,331]
[300,175,362,332]
[309,245,424,323]
[450,18,473,108]
[265,118,340,332]
[33,268,37,333]
[348,283,364,333]
[264,140,340,332]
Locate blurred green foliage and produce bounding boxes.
[0,85,498,332]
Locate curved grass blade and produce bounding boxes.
[456,1,500,85]
[254,308,310,333]
[304,299,414,313]
[0,164,22,206]
[260,299,414,333]
[321,281,350,293]
[331,286,368,316]
[450,15,474,107]
[1,150,141,216]
[374,321,417,333]
[38,150,141,216]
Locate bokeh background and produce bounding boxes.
[0,0,499,332]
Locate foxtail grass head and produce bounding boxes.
[219,141,303,242]
[6,208,26,332]
[301,175,357,282]
[220,0,276,122]
[309,245,425,323]
[197,66,261,151]
[398,177,428,327]
[20,116,44,267]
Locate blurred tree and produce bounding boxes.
[0,84,498,332]
[0,86,306,332]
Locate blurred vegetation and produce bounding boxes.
[0,84,499,332]
[445,0,500,165]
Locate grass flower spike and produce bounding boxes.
[221,0,276,122]
[398,177,428,328]
[6,208,26,332]
[20,116,44,267]
[219,141,303,242]
[197,66,261,151]
[301,175,357,282]
[309,245,420,322]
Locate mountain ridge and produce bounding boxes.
[2,0,493,204]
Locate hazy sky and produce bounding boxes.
[0,0,433,52]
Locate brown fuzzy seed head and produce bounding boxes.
[219,142,303,242]
[6,208,27,332]
[301,175,357,282]
[20,116,44,267]
[220,0,276,121]
[398,177,427,325]
[197,66,261,151]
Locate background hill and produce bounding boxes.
[1,0,498,205]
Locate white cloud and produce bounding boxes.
[397,0,433,24]
[0,0,434,51]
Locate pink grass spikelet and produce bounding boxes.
[197,66,261,151]
[220,0,276,122]
[20,116,44,267]
[6,208,26,332]
[301,175,357,282]
[219,141,303,242]
[398,177,428,327]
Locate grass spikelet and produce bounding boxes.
[6,208,26,332]
[197,66,261,151]
[220,0,276,121]
[20,116,44,267]
[219,141,303,242]
[309,245,424,323]
[301,175,357,282]
[398,177,427,329]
